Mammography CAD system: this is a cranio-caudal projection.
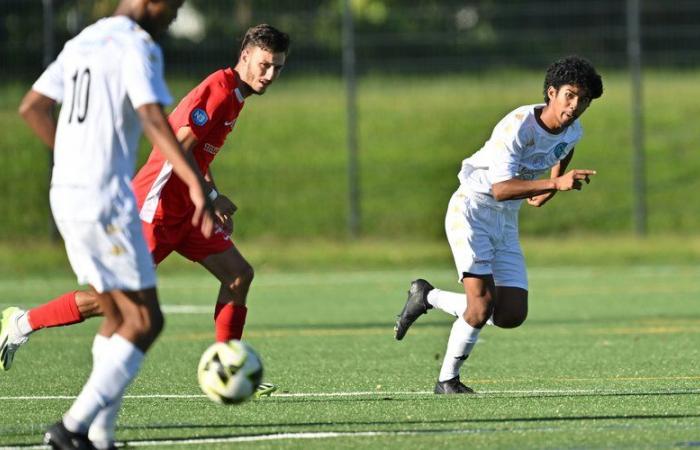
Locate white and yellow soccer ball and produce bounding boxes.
[197,340,263,404]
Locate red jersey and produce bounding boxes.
[134,67,245,223]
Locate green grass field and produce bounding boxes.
[1,262,698,449]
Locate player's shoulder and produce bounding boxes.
[190,68,240,106]
[200,68,238,95]
[506,104,540,125]
[102,16,162,58]
[494,104,539,138]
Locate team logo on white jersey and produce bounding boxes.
[192,108,209,127]
[553,142,568,158]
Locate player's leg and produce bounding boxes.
[394,281,472,340]
[394,190,474,340]
[45,211,158,448]
[434,273,493,394]
[490,211,528,329]
[200,248,280,397]
[55,287,162,449]
[180,225,277,397]
[492,287,528,328]
[433,189,498,394]
[0,291,103,371]
[86,295,123,450]
[177,224,252,342]
[199,245,254,342]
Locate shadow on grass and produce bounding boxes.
[4,412,700,447]
[121,411,700,431]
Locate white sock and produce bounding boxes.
[63,334,144,434]
[15,311,33,337]
[438,317,481,382]
[88,335,121,449]
[427,289,466,317]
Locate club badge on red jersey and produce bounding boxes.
[191,108,208,127]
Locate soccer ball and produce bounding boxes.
[197,340,263,404]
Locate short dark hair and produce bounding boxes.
[240,24,290,55]
[543,56,603,104]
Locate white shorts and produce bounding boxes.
[54,210,156,293]
[444,187,528,290]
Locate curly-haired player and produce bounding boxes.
[393,56,603,394]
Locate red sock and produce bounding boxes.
[27,291,84,331]
[214,303,248,342]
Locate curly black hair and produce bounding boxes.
[543,56,603,104]
[240,24,290,55]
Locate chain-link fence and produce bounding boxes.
[3,0,700,77]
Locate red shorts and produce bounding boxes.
[141,218,232,264]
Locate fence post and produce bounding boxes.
[343,0,360,238]
[42,0,59,241]
[627,0,646,236]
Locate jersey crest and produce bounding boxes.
[191,108,209,126]
[553,142,568,158]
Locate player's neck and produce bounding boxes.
[232,68,253,99]
[113,3,141,26]
[535,105,566,135]
[113,3,155,38]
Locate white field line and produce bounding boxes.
[6,423,700,450]
[160,305,210,314]
[0,429,561,450]
[2,387,700,401]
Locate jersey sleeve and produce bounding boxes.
[488,119,527,184]
[32,55,65,103]
[178,80,229,140]
[123,42,172,110]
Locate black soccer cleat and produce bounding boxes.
[44,421,96,450]
[394,279,434,341]
[434,376,476,394]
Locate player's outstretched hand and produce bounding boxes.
[190,185,215,238]
[555,169,596,192]
[213,195,237,235]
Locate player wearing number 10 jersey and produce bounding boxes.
[15,1,215,448]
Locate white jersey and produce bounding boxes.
[458,104,583,211]
[33,16,172,220]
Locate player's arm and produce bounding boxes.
[174,126,237,233]
[18,90,57,149]
[204,167,237,235]
[527,148,575,207]
[138,104,214,236]
[204,168,236,213]
[492,167,595,202]
[206,167,237,234]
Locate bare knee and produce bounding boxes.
[122,306,164,341]
[463,296,493,328]
[225,264,254,293]
[240,264,255,287]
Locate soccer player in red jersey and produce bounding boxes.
[2,24,289,403]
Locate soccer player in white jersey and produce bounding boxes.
[17,0,214,448]
[393,56,603,394]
